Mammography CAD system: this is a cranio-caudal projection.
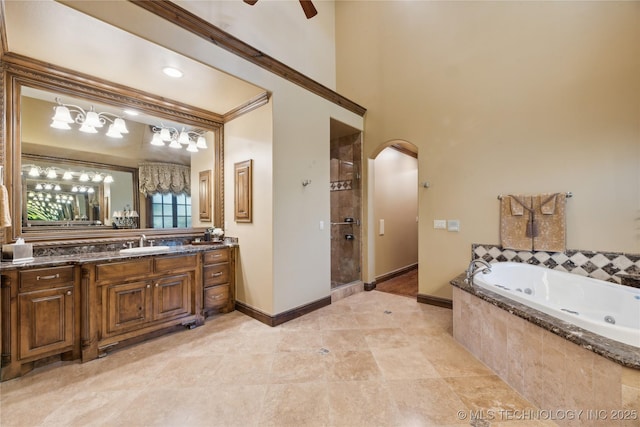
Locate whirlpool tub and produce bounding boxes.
[471,262,640,348]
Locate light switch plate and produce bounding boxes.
[434,220,446,229]
[447,219,460,232]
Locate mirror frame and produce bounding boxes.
[2,53,225,243]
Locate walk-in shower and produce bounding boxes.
[330,130,362,289]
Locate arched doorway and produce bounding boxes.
[370,140,419,298]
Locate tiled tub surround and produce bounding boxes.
[472,244,640,285]
[451,278,640,427]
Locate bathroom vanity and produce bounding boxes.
[0,245,236,381]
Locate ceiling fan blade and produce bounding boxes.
[299,0,318,19]
[243,0,258,5]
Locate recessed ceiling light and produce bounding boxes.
[162,67,183,78]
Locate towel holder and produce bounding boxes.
[497,192,573,200]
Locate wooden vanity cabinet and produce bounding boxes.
[82,253,203,361]
[203,248,235,316]
[1,265,80,381]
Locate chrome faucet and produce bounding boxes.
[139,234,147,247]
[464,258,492,285]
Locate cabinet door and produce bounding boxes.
[19,286,74,360]
[152,274,191,321]
[104,281,152,336]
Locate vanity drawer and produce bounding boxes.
[204,285,229,311]
[96,259,153,283]
[203,264,229,287]
[154,254,198,273]
[19,266,74,290]
[203,249,229,265]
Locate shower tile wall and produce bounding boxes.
[330,133,361,288]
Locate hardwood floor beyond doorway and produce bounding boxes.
[375,267,417,299]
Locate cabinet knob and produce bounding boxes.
[146,284,151,288]
[155,283,159,287]
[66,290,72,296]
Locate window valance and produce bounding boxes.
[139,162,191,197]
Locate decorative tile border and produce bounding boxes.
[330,180,352,191]
[472,243,640,284]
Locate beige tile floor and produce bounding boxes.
[0,291,555,427]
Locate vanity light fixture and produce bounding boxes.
[63,171,74,180]
[79,172,90,182]
[103,175,114,183]
[50,97,129,138]
[150,124,208,152]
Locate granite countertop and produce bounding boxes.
[450,273,640,370]
[0,243,236,271]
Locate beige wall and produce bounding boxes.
[337,1,640,299]
[373,147,418,277]
[225,101,274,314]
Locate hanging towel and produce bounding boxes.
[500,195,533,251]
[533,193,566,252]
[0,184,12,228]
[510,197,524,215]
[539,193,558,215]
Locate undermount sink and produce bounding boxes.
[119,246,171,255]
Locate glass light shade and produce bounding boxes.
[54,184,61,191]
[103,175,114,183]
[71,186,78,192]
[35,183,43,190]
[28,192,35,198]
[186,141,198,153]
[87,187,95,194]
[78,186,87,193]
[78,122,98,133]
[92,174,103,182]
[169,139,182,149]
[160,128,172,141]
[52,106,74,123]
[50,119,72,130]
[113,118,129,134]
[44,183,53,190]
[84,111,103,128]
[106,124,123,138]
[28,166,40,177]
[62,171,73,180]
[178,130,190,145]
[79,173,89,182]
[196,136,208,149]
[46,169,57,179]
[66,200,72,204]
[150,133,165,146]
[130,210,139,218]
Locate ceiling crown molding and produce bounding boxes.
[130,0,367,117]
